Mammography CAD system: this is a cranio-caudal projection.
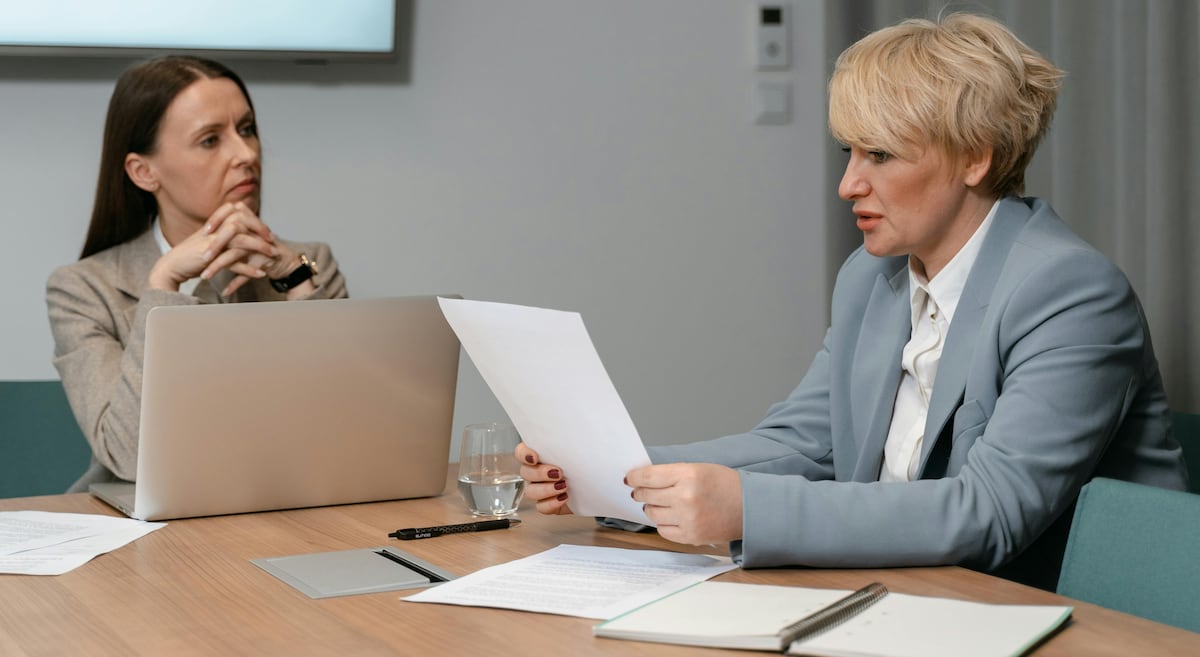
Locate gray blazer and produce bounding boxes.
[651,197,1187,589]
[46,228,349,491]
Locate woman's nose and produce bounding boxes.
[838,161,867,201]
[231,134,259,165]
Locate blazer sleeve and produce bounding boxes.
[649,328,837,482]
[46,266,199,481]
[288,240,348,301]
[736,247,1152,570]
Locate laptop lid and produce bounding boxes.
[109,295,460,521]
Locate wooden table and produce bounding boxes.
[1,472,1196,657]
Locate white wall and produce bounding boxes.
[0,1,831,454]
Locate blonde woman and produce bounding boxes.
[520,14,1186,590]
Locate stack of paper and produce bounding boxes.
[0,511,164,575]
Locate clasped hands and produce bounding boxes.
[149,202,302,297]
[515,443,744,546]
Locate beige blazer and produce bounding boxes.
[46,228,348,491]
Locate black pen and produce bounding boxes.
[388,518,522,540]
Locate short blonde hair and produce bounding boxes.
[829,13,1063,197]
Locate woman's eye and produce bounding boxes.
[238,122,258,138]
[840,146,890,163]
[199,135,218,148]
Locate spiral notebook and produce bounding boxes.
[593,581,1072,657]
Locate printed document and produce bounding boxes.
[439,298,652,525]
[405,544,735,619]
[0,511,164,575]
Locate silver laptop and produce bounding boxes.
[90,295,461,521]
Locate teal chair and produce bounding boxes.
[1171,411,1200,493]
[0,381,91,498]
[1057,477,1200,633]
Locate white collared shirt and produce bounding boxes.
[879,200,1000,482]
[152,219,202,296]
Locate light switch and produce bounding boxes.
[754,82,791,125]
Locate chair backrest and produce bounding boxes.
[0,380,91,498]
[1057,477,1200,632]
[1171,411,1200,493]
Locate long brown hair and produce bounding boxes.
[80,56,255,258]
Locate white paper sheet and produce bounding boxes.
[0,511,147,555]
[404,544,735,619]
[0,511,164,575]
[439,298,653,525]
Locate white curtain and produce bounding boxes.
[824,0,1200,411]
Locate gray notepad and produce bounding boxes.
[252,546,456,599]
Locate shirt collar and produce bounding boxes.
[152,217,170,255]
[906,199,1000,325]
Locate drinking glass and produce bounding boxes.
[457,422,525,517]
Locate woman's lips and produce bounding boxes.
[855,212,881,231]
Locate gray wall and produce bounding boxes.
[0,1,834,456]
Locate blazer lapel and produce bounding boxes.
[112,228,162,300]
[200,269,242,304]
[850,263,910,482]
[192,278,223,304]
[916,198,1031,474]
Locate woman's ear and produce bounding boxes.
[124,153,159,193]
[964,147,993,188]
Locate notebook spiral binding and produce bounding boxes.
[778,582,890,645]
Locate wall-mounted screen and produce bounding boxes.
[0,0,396,60]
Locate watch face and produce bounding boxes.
[302,254,319,276]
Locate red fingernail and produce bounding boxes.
[623,476,628,485]
[524,454,535,464]
[556,493,568,501]
[554,480,566,490]
[547,469,560,479]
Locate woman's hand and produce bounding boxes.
[199,202,289,296]
[516,443,572,515]
[148,202,287,297]
[626,463,743,545]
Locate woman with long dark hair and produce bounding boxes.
[47,56,348,491]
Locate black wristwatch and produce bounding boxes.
[270,254,318,292]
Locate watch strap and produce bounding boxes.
[270,254,316,292]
